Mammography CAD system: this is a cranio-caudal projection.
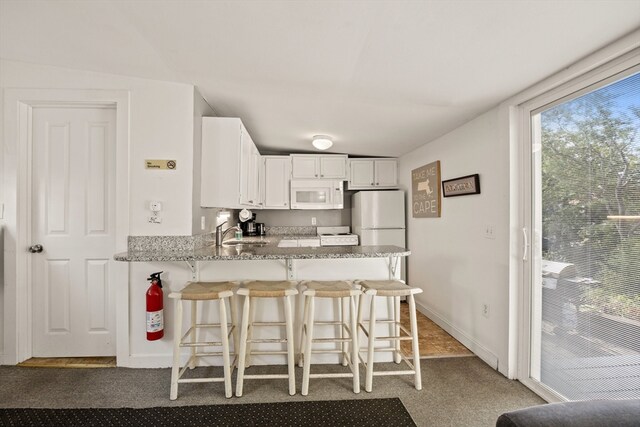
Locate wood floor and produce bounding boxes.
[17,357,116,369]
[399,302,474,358]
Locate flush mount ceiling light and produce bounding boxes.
[312,135,333,150]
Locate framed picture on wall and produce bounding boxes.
[442,174,481,197]
[411,160,441,218]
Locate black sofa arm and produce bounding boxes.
[496,400,640,427]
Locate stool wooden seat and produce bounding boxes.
[235,280,298,397]
[299,280,361,395]
[357,279,422,392]
[169,281,238,400]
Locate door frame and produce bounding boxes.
[513,52,640,401]
[2,89,130,365]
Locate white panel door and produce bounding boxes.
[31,106,117,357]
[374,159,398,187]
[349,160,374,187]
[319,156,346,179]
[262,156,291,209]
[291,156,319,178]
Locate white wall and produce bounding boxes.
[399,108,511,375]
[191,88,219,235]
[0,59,200,364]
[1,59,196,236]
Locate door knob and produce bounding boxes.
[29,244,43,253]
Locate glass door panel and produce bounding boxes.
[531,71,640,400]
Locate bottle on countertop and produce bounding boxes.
[235,223,243,240]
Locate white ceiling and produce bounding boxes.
[1,1,639,157]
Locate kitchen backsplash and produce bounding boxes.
[254,190,354,227]
[265,226,316,236]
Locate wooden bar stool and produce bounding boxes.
[299,280,361,395]
[169,281,238,400]
[235,280,298,397]
[357,280,422,392]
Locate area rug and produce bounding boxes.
[0,398,416,426]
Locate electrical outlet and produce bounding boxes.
[311,217,316,225]
[484,224,495,239]
[482,303,490,318]
[200,216,206,230]
[149,201,162,212]
[148,216,162,224]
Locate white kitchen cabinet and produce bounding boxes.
[348,158,398,190]
[261,156,291,209]
[291,154,347,179]
[201,117,261,208]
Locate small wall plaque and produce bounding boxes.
[442,174,481,197]
[145,160,177,170]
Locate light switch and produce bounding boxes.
[150,201,162,212]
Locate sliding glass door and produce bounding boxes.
[526,68,640,400]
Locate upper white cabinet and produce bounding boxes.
[348,158,398,190]
[261,156,291,209]
[201,117,261,208]
[291,154,347,179]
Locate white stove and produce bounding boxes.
[317,226,359,246]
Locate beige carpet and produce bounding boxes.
[0,357,544,427]
[400,302,474,358]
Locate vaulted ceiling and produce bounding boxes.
[1,1,638,156]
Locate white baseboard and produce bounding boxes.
[415,301,500,371]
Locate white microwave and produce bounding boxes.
[290,179,344,209]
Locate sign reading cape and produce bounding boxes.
[412,161,441,218]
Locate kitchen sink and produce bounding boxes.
[222,241,268,247]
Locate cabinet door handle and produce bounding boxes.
[315,174,318,177]
[371,182,374,185]
[321,174,324,177]
[376,182,379,185]
[248,200,253,204]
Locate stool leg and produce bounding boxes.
[219,298,232,398]
[245,296,257,368]
[340,297,348,366]
[298,294,310,368]
[235,294,251,397]
[394,296,402,364]
[365,295,376,393]
[284,294,296,395]
[189,300,197,369]
[350,295,360,393]
[408,294,422,390]
[229,295,239,367]
[301,296,315,396]
[170,299,183,400]
[357,292,365,345]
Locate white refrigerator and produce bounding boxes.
[352,190,406,279]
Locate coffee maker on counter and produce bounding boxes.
[238,209,265,237]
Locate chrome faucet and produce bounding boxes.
[215,221,241,246]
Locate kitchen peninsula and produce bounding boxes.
[114,235,409,367]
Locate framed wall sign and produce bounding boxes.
[442,174,481,197]
[411,160,441,218]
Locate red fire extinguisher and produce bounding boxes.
[146,271,164,341]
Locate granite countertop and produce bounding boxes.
[113,239,410,262]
